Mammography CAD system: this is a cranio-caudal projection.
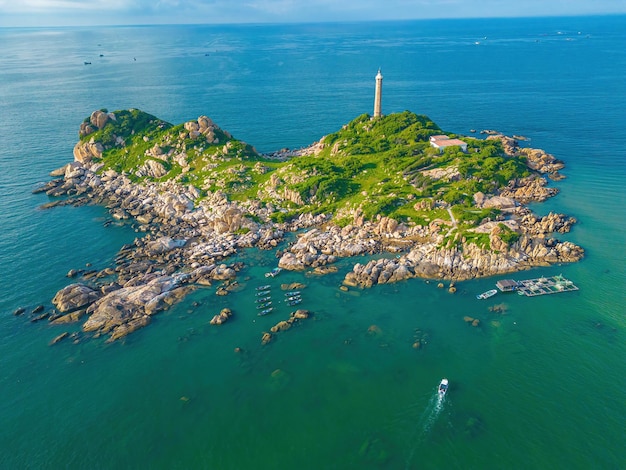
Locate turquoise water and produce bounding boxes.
[1,16,625,469]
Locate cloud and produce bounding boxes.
[0,0,135,13]
[1,0,625,26]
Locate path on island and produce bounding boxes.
[447,207,458,228]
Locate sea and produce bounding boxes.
[0,15,624,469]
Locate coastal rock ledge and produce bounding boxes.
[37,108,584,341]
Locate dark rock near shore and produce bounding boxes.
[49,332,69,346]
[30,311,50,322]
[51,309,87,324]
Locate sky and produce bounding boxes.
[0,0,624,27]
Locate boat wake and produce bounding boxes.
[404,389,446,469]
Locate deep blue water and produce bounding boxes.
[0,16,625,469]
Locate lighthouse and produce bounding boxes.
[373,68,383,118]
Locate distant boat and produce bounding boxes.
[255,296,271,303]
[256,285,271,291]
[257,302,272,309]
[287,299,301,306]
[285,295,301,302]
[84,61,91,65]
[476,289,498,300]
[265,267,282,278]
[284,291,300,297]
[438,378,449,396]
[256,290,271,297]
[258,307,273,316]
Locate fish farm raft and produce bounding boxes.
[496,275,579,297]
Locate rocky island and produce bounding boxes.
[35,108,583,341]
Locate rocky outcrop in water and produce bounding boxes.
[52,284,100,313]
[40,159,283,340]
[488,134,565,180]
[499,176,558,203]
[82,274,192,341]
[210,308,233,325]
[342,230,583,288]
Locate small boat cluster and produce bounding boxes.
[254,283,303,315]
[255,284,273,315]
[284,290,302,306]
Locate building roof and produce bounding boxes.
[496,279,520,291]
[432,138,467,148]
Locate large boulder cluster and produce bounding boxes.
[488,134,565,179]
[182,115,222,143]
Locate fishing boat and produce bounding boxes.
[285,295,301,302]
[284,291,300,297]
[265,267,282,278]
[438,378,449,396]
[257,302,272,309]
[256,290,271,297]
[287,299,302,306]
[258,307,273,316]
[476,289,497,300]
[255,296,271,303]
[256,285,271,291]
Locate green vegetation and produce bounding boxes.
[82,109,170,149]
[498,223,521,246]
[86,109,533,241]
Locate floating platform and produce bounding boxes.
[496,279,520,292]
[516,275,578,297]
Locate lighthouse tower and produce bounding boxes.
[373,69,383,118]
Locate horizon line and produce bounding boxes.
[1,12,625,29]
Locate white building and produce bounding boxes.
[373,69,383,118]
[429,135,468,153]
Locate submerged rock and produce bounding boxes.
[49,332,69,346]
[290,309,309,320]
[261,332,272,345]
[270,320,291,333]
[12,307,25,316]
[50,309,86,324]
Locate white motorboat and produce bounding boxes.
[476,289,497,300]
[438,378,449,396]
[265,267,282,278]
